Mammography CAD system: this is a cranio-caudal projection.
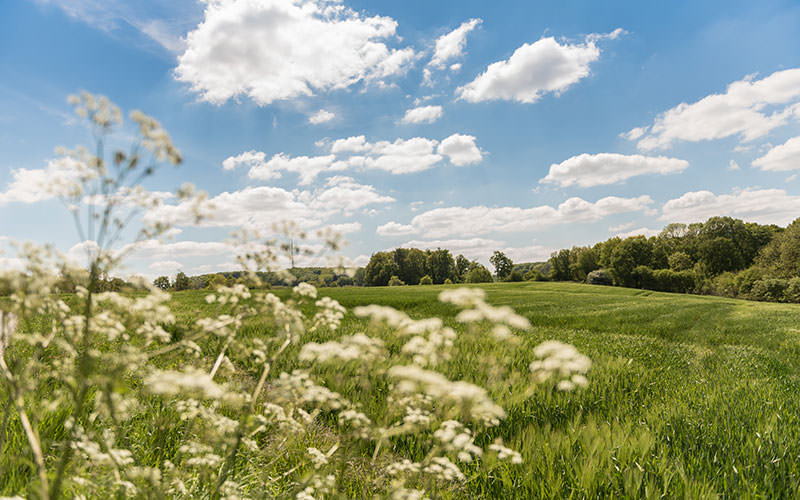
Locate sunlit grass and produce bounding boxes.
[4,281,800,498]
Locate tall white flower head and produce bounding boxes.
[529,340,591,391]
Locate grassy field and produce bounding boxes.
[5,281,800,498]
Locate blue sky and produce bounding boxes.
[2,0,800,278]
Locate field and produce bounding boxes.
[5,281,800,498]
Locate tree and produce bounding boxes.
[419,274,433,285]
[397,248,427,286]
[174,271,190,291]
[364,252,398,286]
[699,237,741,275]
[425,249,456,284]
[207,273,228,290]
[608,236,653,287]
[455,254,470,282]
[668,252,693,272]
[465,264,493,283]
[388,275,405,286]
[548,249,571,281]
[490,251,513,280]
[153,276,170,290]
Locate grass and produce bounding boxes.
[4,281,800,498]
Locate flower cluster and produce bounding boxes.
[529,340,592,391]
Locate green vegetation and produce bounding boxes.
[543,216,800,303]
[6,281,800,497]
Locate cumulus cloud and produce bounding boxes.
[615,227,661,238]
[540,153,688,187]
[399,238,552,264]
[175,0,415,105]
[436,134,483,166]
[456,29,622,103]
[148,260,183,274]
[376,222,416,236]
[0,157,85,205]
[308,109,335,124]
[429,18,482,69]
[401,105,443,124]
[223,150,337,185]
[752,136,800,171]
[660,187,800,225]
[629,69,800,150]
[329,133,485,173]
[380,195,654,238]
[146,176,393,231]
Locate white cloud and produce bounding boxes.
[376,222,416,236]
[328,133,484,173]
[401,105,443,124]
[436,134,483,166]
[609,222,635,232]
[223,150,338,185]
[146,176,393,231]
[631,69,800,150]
[0,157,89,205]
[728,159,741,171]
[615,227,661,239]
[308,109,335,125]
[540,153,688,187]
[324,222,362,234]
[752,136,800,171]
[175,0,415,105]
[429,18,482,69]
[456,30,621,103]
[660,187,800,225]
[620,126,647,141]
[331,135,370,153]
[399,238,552,265]
[381,195,654,238]
[148,260,183,274]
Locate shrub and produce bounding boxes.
[506,269,523,282]
[443,278,453,285]
[750,278,789,302]
[388,275,405,286]
[786,278,800,303]
[651,269,696,294]
[465,265,493,283]
[419,274,433,285]
[586,269,613,286]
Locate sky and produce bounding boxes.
[1,0,800,278]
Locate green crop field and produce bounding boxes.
[5,281,800,498]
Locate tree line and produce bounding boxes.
[542,216,800,303]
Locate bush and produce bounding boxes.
[786,278,800,303]
[443,278,453,285]
[734,267,766,297]
[418,274,433,285]
[709,272,737,297]
[586,269,613,286]
[505,269,523,282]
[633,265,655,289]
[388,275,405,286]
[465,265,493,283]
[651,269,696,293]
[524,269,546,281]
[750,278,789,302]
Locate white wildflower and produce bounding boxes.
[299,333,386,363]
[529,341,591,390]
[307,447,328,469]
[489,438,523,464]
[293,282,318,299]
[433,420,483,462]
[423,456,465,482]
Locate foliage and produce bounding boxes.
[153,276,171,290]
[388,275,405,286]
[490,251,513,280]
[173,271,191,291]
[418,274,433,285]
[586,269,613,286]
[465,264,493,283]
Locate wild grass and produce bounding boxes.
[5,281,800,498]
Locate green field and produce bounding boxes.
[5,281,800,498]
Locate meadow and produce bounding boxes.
[5,280,800,498]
